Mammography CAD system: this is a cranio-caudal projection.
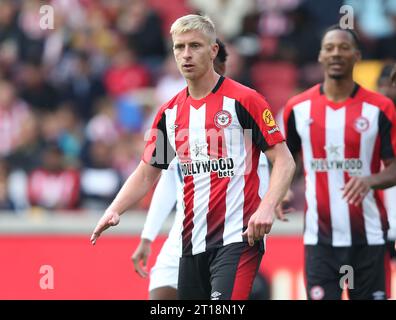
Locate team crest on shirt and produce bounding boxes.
[214,110,232,128]
[354,116,369,133]
[262,109,276,127]
[310,286,325,300]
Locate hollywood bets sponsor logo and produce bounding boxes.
[310,158,363,173]
[181,157,235,178]
[214,110,232,128]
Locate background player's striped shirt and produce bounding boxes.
[143,76,284,256]
[284,84,396,247]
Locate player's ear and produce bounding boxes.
[318,50,323,64]
[354,49,362,63]
[210,42,219,60]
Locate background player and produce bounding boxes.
[283,25,396,300]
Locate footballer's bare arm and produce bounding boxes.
[90,161,162,245]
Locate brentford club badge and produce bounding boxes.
[354,116,369,133]
[214,110,232,128]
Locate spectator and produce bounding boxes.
[27,143,80,211]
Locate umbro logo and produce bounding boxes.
[211,291,222,300]
[372,291,385,300]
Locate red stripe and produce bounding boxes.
[206,95,230,247]
[243,135,261,227]
[176,102,195,255]
[344,103,366,244]
[230,245,261,300]
[385,249,391,298]
[310,100,332,242]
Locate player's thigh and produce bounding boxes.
[149,246,180,293]
[305,245,344,300]
[149,286,178,300]
[349,245,387,300]
[177,253,211,300]
[209,241,264,300]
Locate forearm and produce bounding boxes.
[108,161,161,216]
[260,144,296,211]
[141,169,177,241]
[367,160,396,190]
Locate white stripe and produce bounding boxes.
[293,100,318,245]
[164,105,178,154]
[189,104,210,254]
[222,97,245,245]
[360,103,384,245]
[258,154,270,198]
[325,106,351,246]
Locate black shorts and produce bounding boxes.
[178,241,264,300]
[305,244,387,300]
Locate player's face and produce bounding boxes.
[378,78,396,105]
[319,30,361,80]
[172,30,218,81]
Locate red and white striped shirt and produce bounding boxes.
[143,76,284,256]
[284,84,396,246]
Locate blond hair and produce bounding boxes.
[170,14,216,43]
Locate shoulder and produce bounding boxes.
[357,86,395,113]
[157,88,187,115]
[285,85,320,110]
[283,84,320,120]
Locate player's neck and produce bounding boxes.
[187,70,220,100]
[322,76,356,102]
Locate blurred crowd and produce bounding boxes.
[0,0,395,213]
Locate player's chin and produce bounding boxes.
[327,71,347,80]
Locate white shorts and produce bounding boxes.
[149,236,180,291]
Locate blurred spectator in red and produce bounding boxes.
[27,143,80,210]
[0,80,33,157]
[104,46,150,97]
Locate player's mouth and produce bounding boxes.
[328,61,345,69]
[182,64,195,71]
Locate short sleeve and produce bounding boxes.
[235,91,284,153]
[142,109,176,169]
[283,102,302,156]
[379,99,396,160]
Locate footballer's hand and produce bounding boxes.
[90,210,120,245]
[131,238,151,278]
[242,209,275,246]
[342,176,371,206]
